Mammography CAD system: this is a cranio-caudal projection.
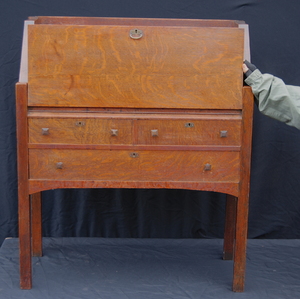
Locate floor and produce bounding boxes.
[0,237,299,298]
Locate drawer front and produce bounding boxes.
[28,118,132,145]
[29,149,240,182]
[136,119,241,146]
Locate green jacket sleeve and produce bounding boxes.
[245,69,300,129]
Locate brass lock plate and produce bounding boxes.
[129,29,143,40]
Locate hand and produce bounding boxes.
[242,63,249,74]
[243,60,257,77]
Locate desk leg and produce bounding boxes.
[31,192,42,257]
[16,82,32,289]
[232,194,249,292]
[223,194,237,260]
[19,192,32,289]
[232,86,253,292]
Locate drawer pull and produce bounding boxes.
[111,129,118,136]
[42,128,49,135]
[130,152,139,158]
[151,129,158,137]
[220,130,228,138]
[204,163,212,171]
[75,121,85,127]
[185,122,194,128]
[56,162,63,169]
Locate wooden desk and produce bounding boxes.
[16,16,253,291]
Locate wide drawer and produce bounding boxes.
[29,149,240,182]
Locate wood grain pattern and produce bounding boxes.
[28,180,239,196]
[28,149,240,182]
[28,25,243,109]
[232,86,254,292]
[136,119,241,146]
[29,117,133,145]
[28,112,241,146]
[16,83,32,289]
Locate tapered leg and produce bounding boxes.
[31,192,42,257]
[223,194,237,260]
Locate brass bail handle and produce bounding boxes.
[129,29,143,40]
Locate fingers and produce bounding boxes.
[242,63,249,74]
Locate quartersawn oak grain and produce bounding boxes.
[28,112,242,146]
[29,149,240,182]
[28,25,243,109]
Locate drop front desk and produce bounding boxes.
[16,16,253,292]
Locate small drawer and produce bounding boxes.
[136,119,241,145]
[29,149,240,183]
[28,118,133,145]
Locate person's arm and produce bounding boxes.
[243,61,300,129]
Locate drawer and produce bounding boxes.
[136,119,241,146]
[28,118,132,145]
[29,149,240,182]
